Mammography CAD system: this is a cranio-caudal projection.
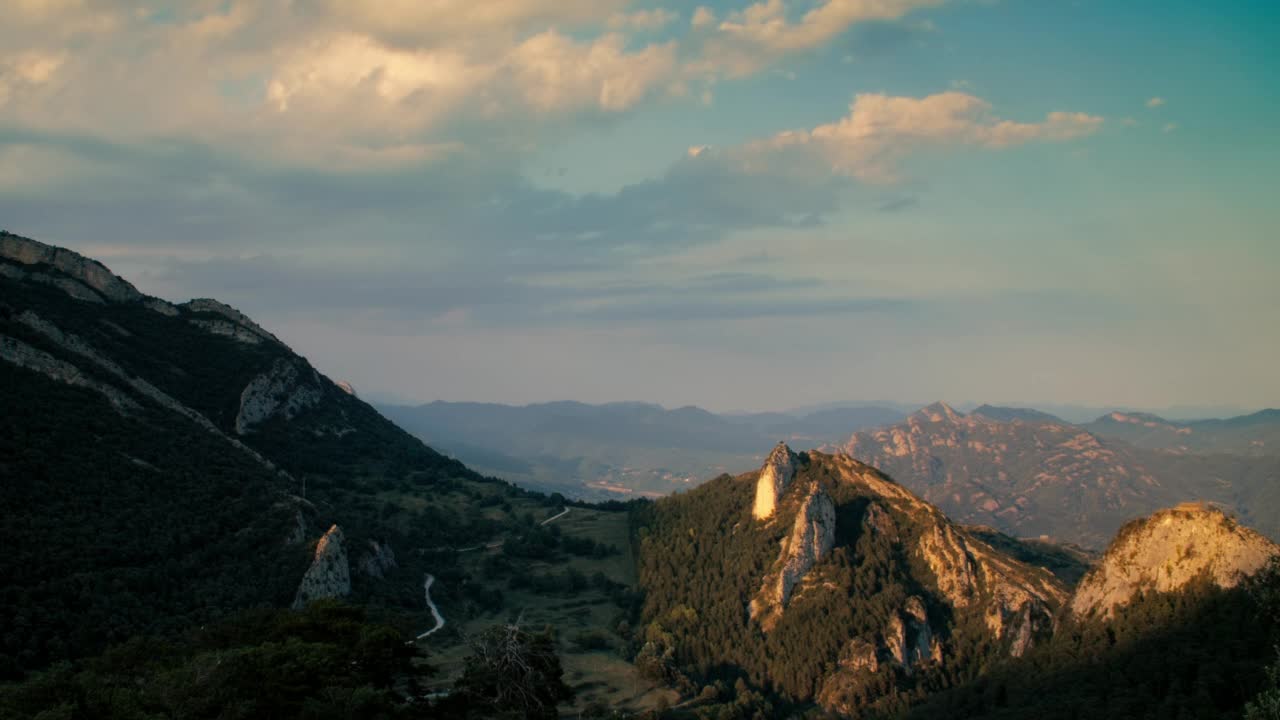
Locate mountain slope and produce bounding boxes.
[1085,409,1280,455]
[0,231,534,679]
[635,444,1067,715]
[837,402,1280,547]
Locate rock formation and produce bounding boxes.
[1,232,143,303]
[181,298,282,345]
[1070,503,1279,618]
[750,481,837,630]
[236,358,324,434]
[753,442,799,519]
[293,525,351,609]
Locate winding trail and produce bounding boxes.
[416,574,445,640]
[541,507,570,526]
[414,508,568,640]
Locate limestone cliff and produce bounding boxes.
[1070,503,1279,618]
[293,525,352,609]
[749,481,836,630]
[182,298,283,346]
[753,442,799,519]
[235,358,325,434]
[1,232,142,303]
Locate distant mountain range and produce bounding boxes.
[377,400,905,498]
[838,402,1280,548]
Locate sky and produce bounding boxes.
[2,0,1277,413]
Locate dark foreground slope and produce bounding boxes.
[0,231,543,679]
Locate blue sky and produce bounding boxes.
[1,0,1276,412]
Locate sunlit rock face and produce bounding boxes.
[1070,503,1279,618]
[753,442,799,520]
[293,524,351,609]
[749,482,836,631]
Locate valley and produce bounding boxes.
[1,231,1277,719]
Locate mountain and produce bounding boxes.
[1070,502,1280,618]
[635,443,1068,715]
[836,402,1280,548]
[1085,409,1280,455]
[908,504,1279,720]
[378,399,903,498]
[636,441,1280,718]
[971,404,1064,424]
[0,231,565,681]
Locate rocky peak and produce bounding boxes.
[753,442,799,519]
[292,524,352,609]
[749,482,836,631]
[913,401,964,424]
[1070,503,1279,618]
[0,231,143,304]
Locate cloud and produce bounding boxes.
[710,92,1103,182]
[1163,122,1178,133]
[691,7,717,28]
[608,8,679,31]
[698,0,944,77]
[1146,96,1166,108]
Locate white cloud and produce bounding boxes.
[691,7,717,28]
[508,31,678,113]
[701,0,944,76]
[1146,96,1166,108]
[711,91,1103,182]
[1163,122,1178,133]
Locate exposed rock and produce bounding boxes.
[143,298,179,316]
[357,540,398,579]
[0,233,142,302]
[1070,503,1280,618]
[0,334,139,413]
[182,299,281,345]
[235,358,324,434]
[293,525,351,609]
[753,442,799,519]
[0,262,106,303]
[188,318,264,345]
[826,452,1065,656]
[336,381,357,397]
[15,310,280,472]
[749,483,836,631]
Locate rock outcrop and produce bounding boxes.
[293,525,351,609]
[0,334,140,413]
[235,358,324,434]
[750,482,836,631]
[1070,503,1279,618]
[1,232,143,303]
[182,298,282,345]
[753,442,799,519]
[828,453,1065,656]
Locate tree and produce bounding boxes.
[451,624,573,719]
